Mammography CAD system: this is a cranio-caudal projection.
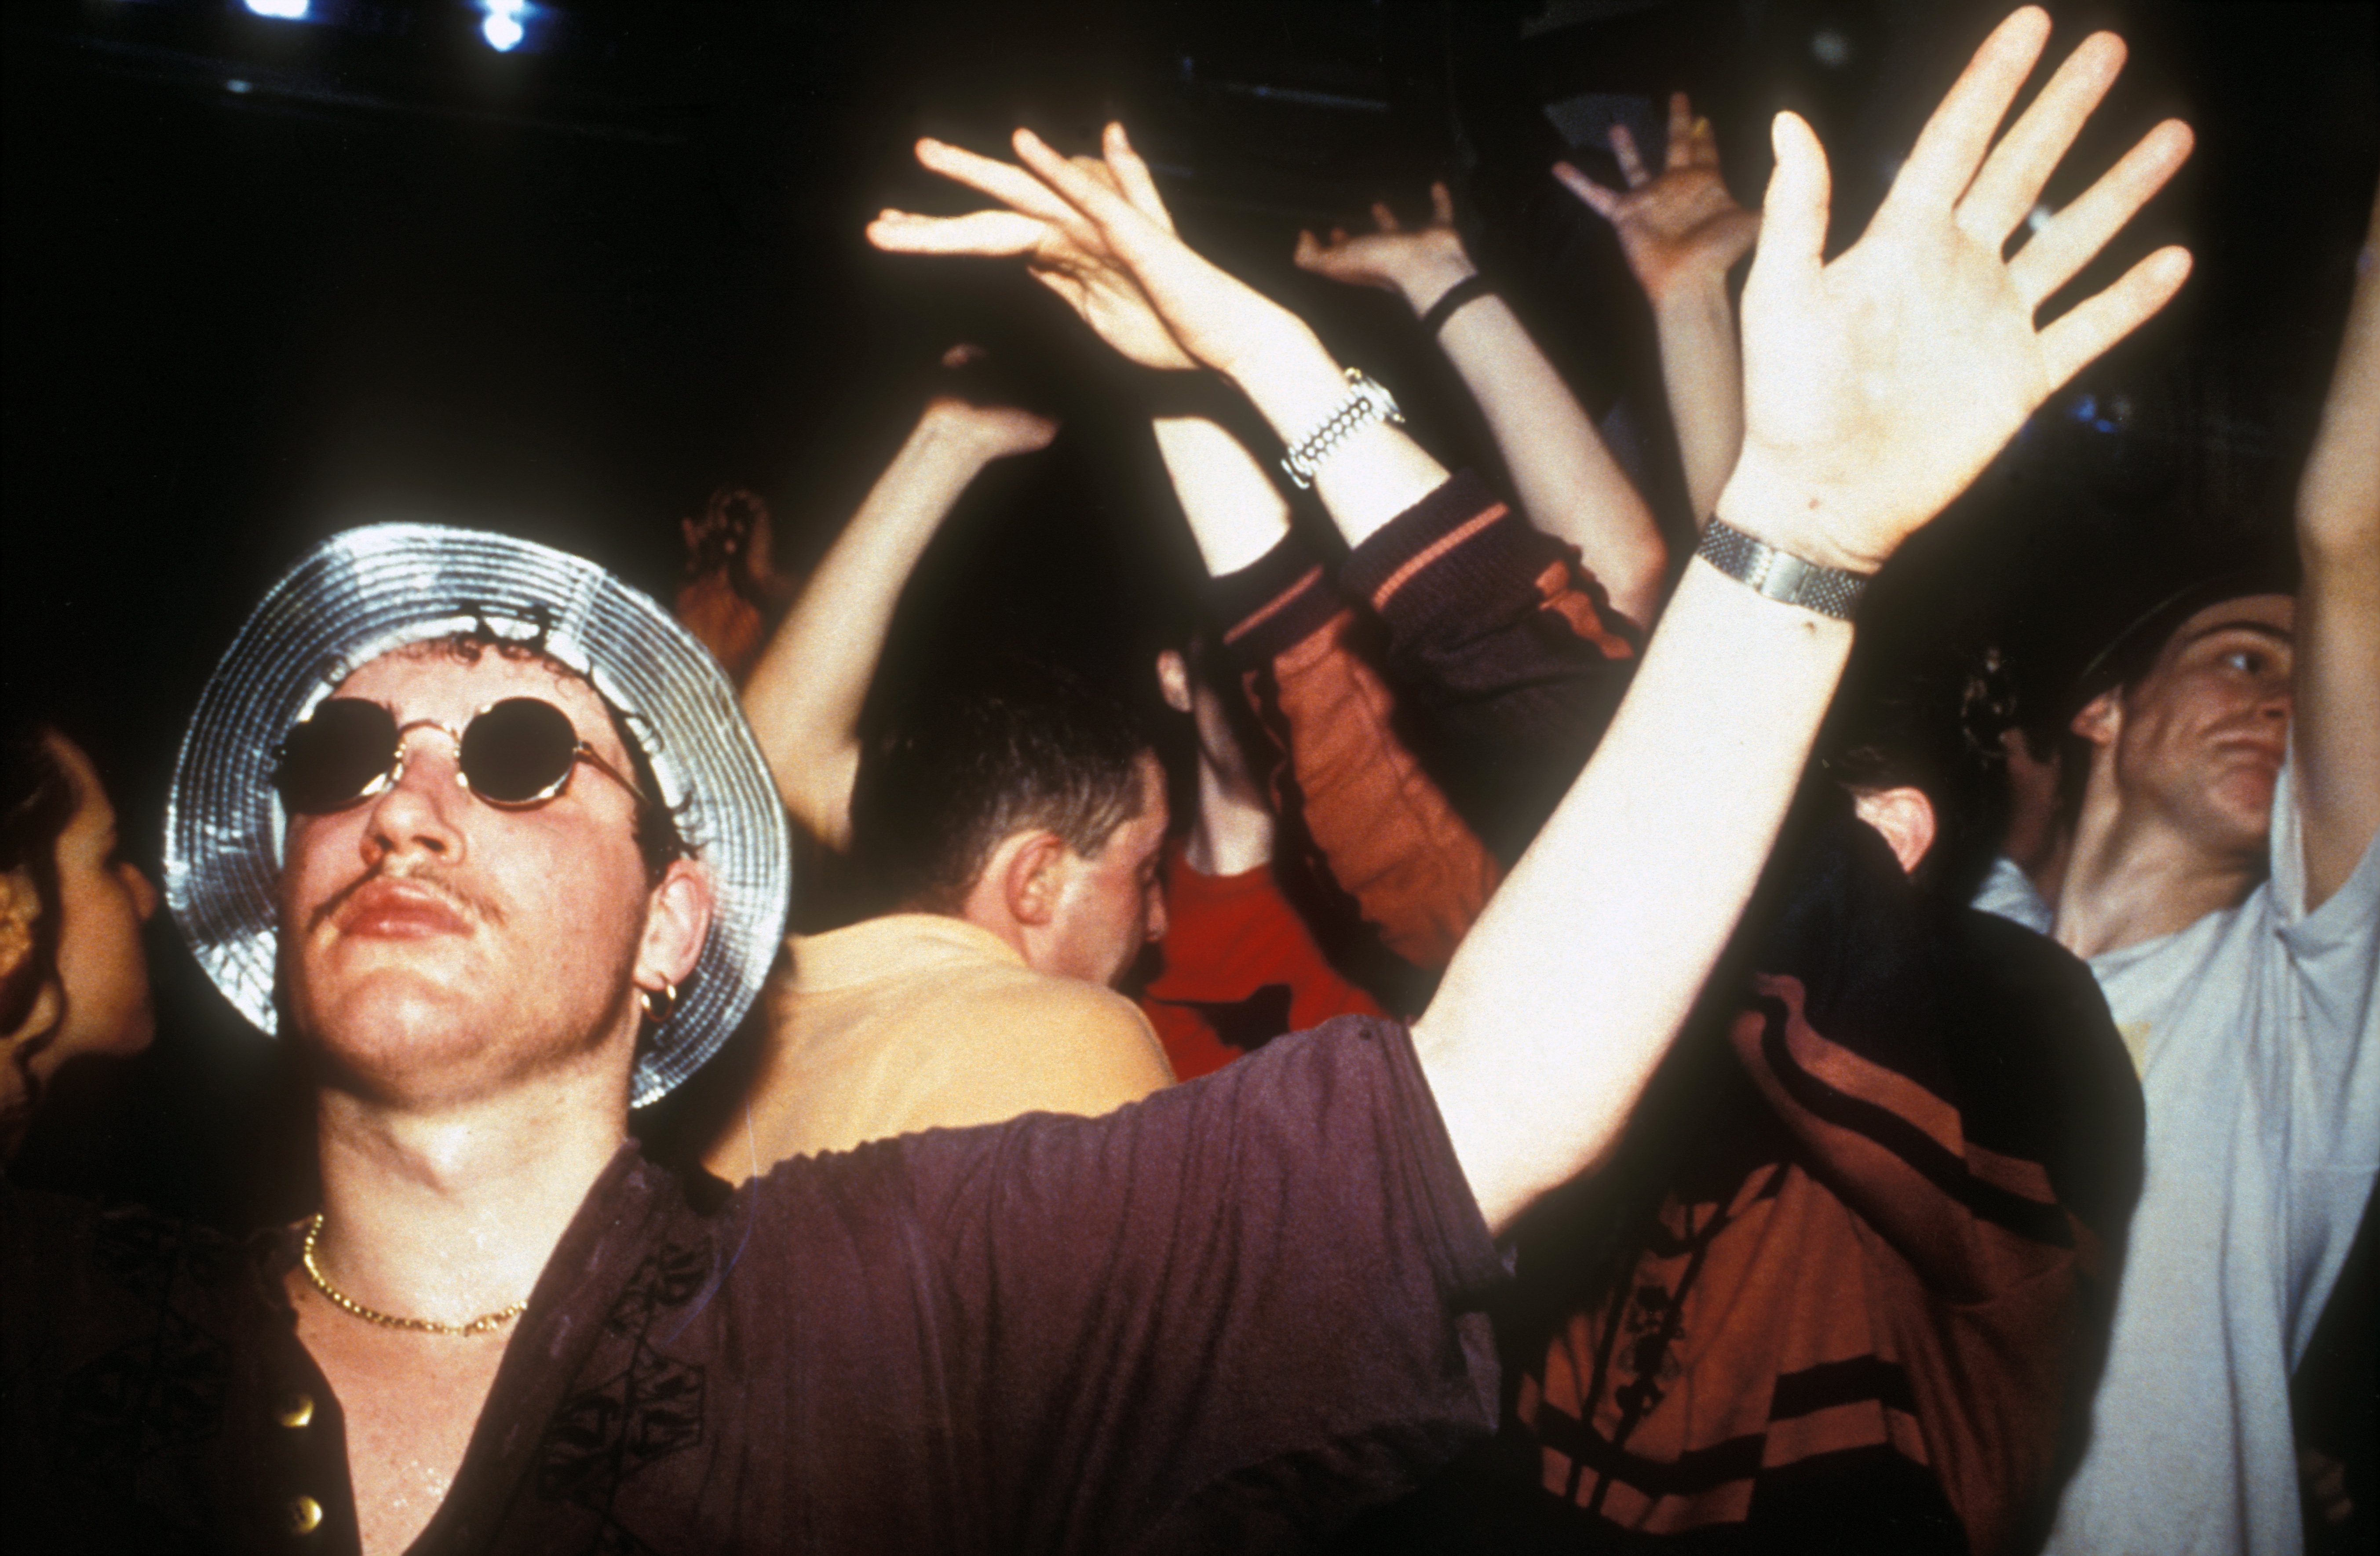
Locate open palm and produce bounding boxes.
[1292,183,1471,298]
[870,125,1317,386]
[1727,10,2194,570]
[1555,94,1759,305]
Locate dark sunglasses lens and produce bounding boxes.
[459,698,581,803]
[275,699,399,813]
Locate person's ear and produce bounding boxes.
[1,867,64,1057]
[1000,831,1071,928]
[635,858,713,993]
[0,867,58,1043]
[1155,649,1194,714]
[2070,688,2121,748]
[1850,784,1938,877]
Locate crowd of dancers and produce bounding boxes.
[5,9,2375,1553]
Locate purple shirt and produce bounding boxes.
[5,1016,1503,1554]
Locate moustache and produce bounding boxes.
[309,866,503,936]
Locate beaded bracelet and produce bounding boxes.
[1278,368,1405,490]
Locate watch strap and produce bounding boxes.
[1695,518,1870,621]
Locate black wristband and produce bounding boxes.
[1417,273,1494,337]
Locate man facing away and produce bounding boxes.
[702,654,1177,1177]
[4,14,2197,1549]
[1994,184,2380,1556]
[706,380,1178,1177]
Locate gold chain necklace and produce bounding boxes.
[300,1213,529,1337]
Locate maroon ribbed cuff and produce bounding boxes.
[1208,532,1343,669]
[1340,470,1557,638]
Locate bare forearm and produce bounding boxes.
[741,413,996,849]
[1414,552,1851,1233]
[1215,323,1452,550]
[1150,415,1292,578]
[1420,285,1668,627]
[1653,274,1746,529]
[2292,186,2380,906]
[2299,194,2380,554]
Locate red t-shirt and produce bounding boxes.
[1139,837,1385,1079]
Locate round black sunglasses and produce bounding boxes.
[272,696,650,815]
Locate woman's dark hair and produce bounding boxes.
[2,713,80,1144]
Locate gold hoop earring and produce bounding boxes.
[637,977,678,1026]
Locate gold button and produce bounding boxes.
[286,1496,324,1535]
[275,1392,315,1429]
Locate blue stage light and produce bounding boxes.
[482,0,526,52]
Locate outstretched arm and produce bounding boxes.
[2293,180,2380,910]
[869,7,2190,1229]
[1160,417,1507,970]
[1556,93,1761,528]
[1427,16,2187,1228]
[741,386,1057,850]
[871,134,1449,547]
[1294,184,1667,627]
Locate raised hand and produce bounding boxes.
[872,120,1454,539]
[924,394,1061,459]
[1292,182,1477,312]
[1555,93,1759,306]
[921,346,1061,461]
[869,138,1199,371]
[1722,7,2193,573]
[871,124,1323,393]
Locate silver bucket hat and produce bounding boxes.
[162,521,791,1106]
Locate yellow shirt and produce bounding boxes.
[702,913,1174,1181]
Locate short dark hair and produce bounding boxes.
[2048,564,2297,819]
[2065,565,2298,720]
[406,632,690,886]
[849,654,1153,915]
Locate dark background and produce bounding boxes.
[5,0,2375,1185]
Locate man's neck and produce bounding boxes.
[308,1058,630,1326]
[1185,748,1274,878]
[2052,791,2264,961]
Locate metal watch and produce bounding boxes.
[1279,368,1405,490]
[1694,518,1871,621]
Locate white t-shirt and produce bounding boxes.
[1974,853,2057,934]
[1979,750,2380,1556]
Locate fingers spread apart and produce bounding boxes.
[1750,110,1831,285]
[1610,122,1650,188]
[1888,6,2053,215]
[2008,118,2194,310]
[2037,244,2192,389]
[1552,161,1622,219]
[916,136,1078,228]
[1100,124,1178,235]
[1011,128,1177,266]
[1665,93,1694,172]
[1956,30,2127,248]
